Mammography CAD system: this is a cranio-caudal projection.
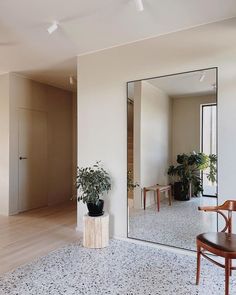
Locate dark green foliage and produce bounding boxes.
[76,162,111,204]
[127,170,139,191]
[168,152,217,198]
[207,154,217,183]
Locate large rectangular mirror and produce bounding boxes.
[127,68,218,251]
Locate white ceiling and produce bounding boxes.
[0,0,236,90]
[127,68,216,99]
[147,68,216,97]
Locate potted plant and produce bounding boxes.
[76,162,111,216]
[168,152,217,201]
[207,154,217,183]
[127,169,139,191]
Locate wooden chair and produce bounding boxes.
[143,184,172,211]
[196,200,236,295]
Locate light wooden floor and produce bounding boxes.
[0,201,80,275]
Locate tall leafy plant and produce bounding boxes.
[76,162,111,204]
[168,152,217,198]
[207,154,217,183]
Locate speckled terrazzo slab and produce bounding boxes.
[0,239,235,295]
[129,197,217,251]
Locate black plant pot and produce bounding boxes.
[87,199,104,217]
[173,182,190,201]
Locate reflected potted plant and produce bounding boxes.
[76,162,111,216]
[207,154,217,183]
[168,152,217,201]
[127,170,139,191]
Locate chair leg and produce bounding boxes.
[144,188,146,210]
[230,259,232,276]
[225,258,230,295]
[157,189,160,212]
[168,188,172,206]
[196,245,201,285]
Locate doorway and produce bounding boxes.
[18,109,48,212]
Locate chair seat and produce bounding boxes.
[145,185,171,191]
[197,232,236,252]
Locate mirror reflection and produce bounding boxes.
[127,68,217,251]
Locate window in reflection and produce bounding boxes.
[201,104,217,196]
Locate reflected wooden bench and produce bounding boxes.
[143,184,172,211]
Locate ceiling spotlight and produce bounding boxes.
[135,0,144,12]
[199,71,206,82]
[47,21,58,34]
[69,76,74,85]
[212,83,216,90]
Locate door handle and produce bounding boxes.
[19,157,28,160]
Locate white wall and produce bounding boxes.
[72,92,78,198]
[139,81,171,208]
[47,86,73,206]
[141,81,171,186]
[77,18,236,237]
[9,74,74,215]
[133,82,141,209]
[172,95,216,163]
[0,74,10,215]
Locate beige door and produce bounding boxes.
[18,109,48,212]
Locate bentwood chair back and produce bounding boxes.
[196,200,236,295]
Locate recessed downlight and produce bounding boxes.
[47,21,58,34]
[212,83,216,90]
[135,0,144,12]
[199,71,206,82]
[69,76,74,85]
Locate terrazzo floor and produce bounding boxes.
[129,197,217,251]
[0,239,235,295]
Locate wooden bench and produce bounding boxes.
[143,184,172,211]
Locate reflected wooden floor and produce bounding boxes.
[0,201,79,275]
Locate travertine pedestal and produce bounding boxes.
[83,213,109,248]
